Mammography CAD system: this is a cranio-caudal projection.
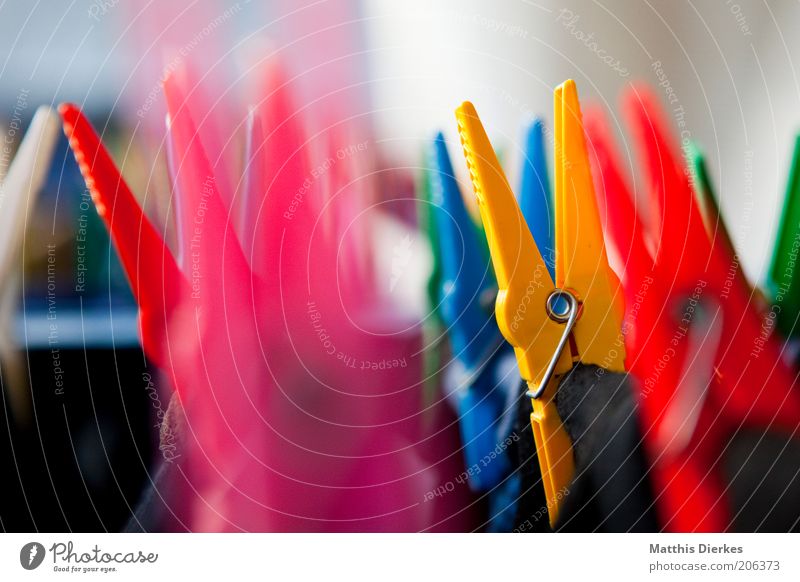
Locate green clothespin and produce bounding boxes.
[418,147,445,418]
[689,144,742,273]
[421,153,443,314]
[769,135,800,337]
[689,143,761,307]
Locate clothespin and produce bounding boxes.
[240,58,310,278]
[429,132,511,491]
[421,150,444,314]
[164,73,253,286]
[769,134,800,337]
[617,85,800,531]
[60,104,187,368]
[582,106,654,365]
[241,106,266,258]
[455,80,626,526]
[688,143,760,305]
[418,145,447,415]
[0,106,60,422]
[583,106,653,287]
[165,62,237,212]
[518,119,555,279]
[0,107,60,282]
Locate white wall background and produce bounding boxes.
[361,0,800,285]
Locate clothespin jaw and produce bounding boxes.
[622,86,712,285]
[554,80,625,373]
[430,132,501,368]
[59,104,186,368]
[769,134,800,337]
[455,100,573,526]
[0,106,60,424]
[455,102,569,384]
[688,143,737,262]
[420,151,443,315]
[689,143,761,305]
[0,106,60,282]
[430,133,511,491]
[519,118,555,279]
[582,104,655,313]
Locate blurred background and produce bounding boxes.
[0,0,799,531]
[0,0,794,279]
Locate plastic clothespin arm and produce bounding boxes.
[583,106,655,364]
[0,106,60,421]
[455,101,573,526]
[59,104,186,367]
[689,143,756,301]
[164,74,252,287]
[623,86,711,282]
[455,103,569,382]
[555,80,626,371]
[0,107,60,282]
[430,132,500,367]
[240,106,265,262]
[519,118,555,279]
[431,132,510,491]
[583,105,654,287]
[769,134,800,336]
[240,59,310,277]
[420,149,443,311]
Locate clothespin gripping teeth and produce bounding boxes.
[59,104,188,368]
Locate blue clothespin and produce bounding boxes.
[518,119,555,279]
[429,132,515,494]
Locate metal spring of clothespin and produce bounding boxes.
[525,289,579,400]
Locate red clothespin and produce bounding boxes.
[164,72,253,290]
[616,86,800,531]
[59,104,187,368]
[241,58,311,278]
[165,62,238,212]
[583,106,655,366]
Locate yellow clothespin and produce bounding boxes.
[455,80,626,527]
